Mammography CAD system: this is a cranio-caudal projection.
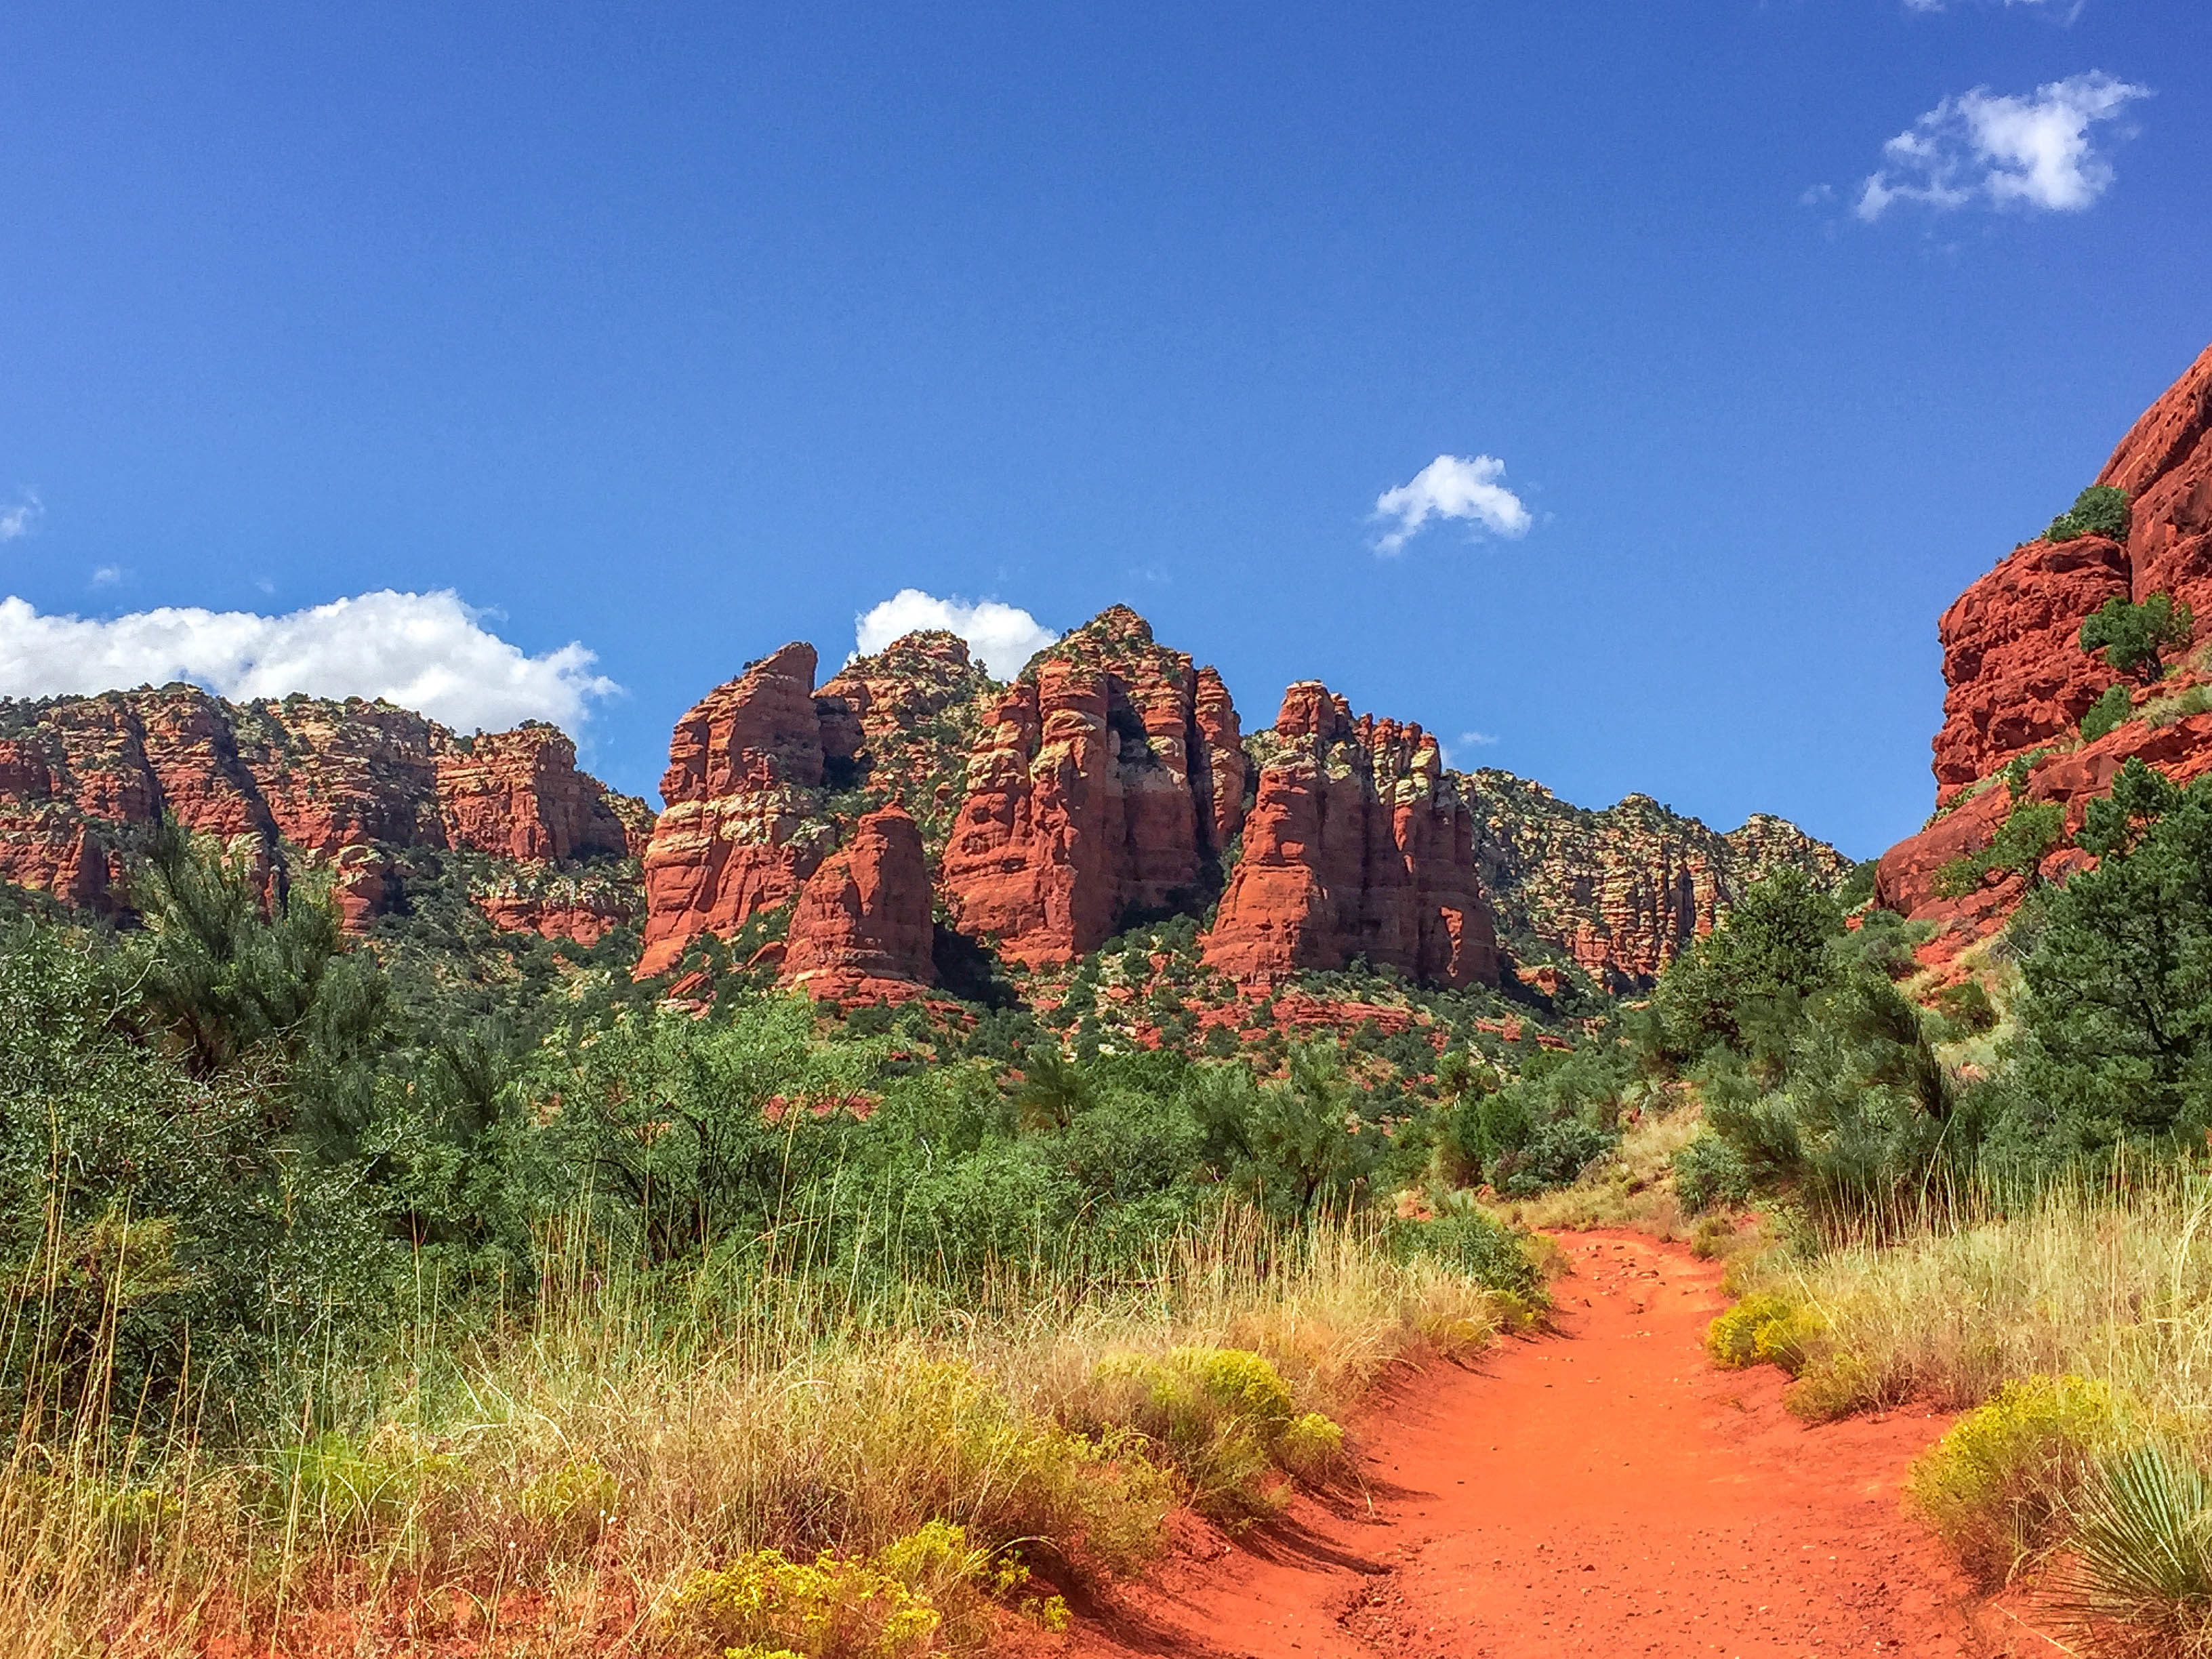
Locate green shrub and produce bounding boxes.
[665,1519,984,1659]
[2047,484,2132,545]
[1929,801,2067,901]
[1906,1374,2127,1586]
[1673,1129,1753,1214]
[2081,592,2192,680]
[1931,979,1996,1038]
[2081,682,2135,743]
[1385,1210,1544,1300]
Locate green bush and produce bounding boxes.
[1672,1129,1753,1214]
[1928,801,2066,901]
[1086,1347,1340,1524]
[2080,682,2135,743]
[2081,592,2192,680]
[2047,484,2132,545]
[1706,1292,1827,1373]
[1385,1210,1544,1300]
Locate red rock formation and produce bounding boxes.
[635,643,840,977]
[2104,342,2212,619]
[812,630,998,857]
[433,724,641,863]
[1881,343,2212,968]
[475,889,634,949]
[1929,343,2212,798]
[779,804,935,1003]
[0,688,646,942]
[1201,680,1499,989]
[1932,535,2133,796]
[938,607,1244,966]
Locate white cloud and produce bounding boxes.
[1372,455,1532,555]
[1856,72,2150,221]
[0,491,43,542]
[90,566,121,588]
[854,589,1059,680]
[1903,0,2080,14]
[0,588,617,733]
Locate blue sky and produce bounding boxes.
[1,2,2206,858]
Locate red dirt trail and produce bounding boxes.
[1063,1231,2068,1659]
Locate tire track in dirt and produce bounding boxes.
[1062,1230,2068,1659]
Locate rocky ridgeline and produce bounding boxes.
[1459,773,1849,989]
[0,610,1851,999]
[0,686,648,939]
[1879,342,2212,970]
[634,605,1841,1001]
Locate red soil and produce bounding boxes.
[1061,1231,2068,1659]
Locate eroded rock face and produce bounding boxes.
[1201,681,1499,989]
[0,687,646,941]
[636,643,838,977]
[1933,536,2133,796]
[813,630,998,859]
[1459,775,1851,989]
[938,607,1244,966]
[1930,343,2212,798]
[1883,342,2212,971]
[780,804,935,1002]
[433,724,644,865]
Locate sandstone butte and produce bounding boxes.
[1200,680,1500,989]
[1879,340,2212,969]
[0,686,648,937]
[937,605,1247,966]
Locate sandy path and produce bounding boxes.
[1065,1231,2066,1659]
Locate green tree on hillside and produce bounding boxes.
[2047,483,2132,544]
[2009,773,2212,1149]
[2079,592,2192,680]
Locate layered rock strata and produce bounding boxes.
[937,607,1246,966]
[1201,681,1499,989]
[636,642,839,977]
[1458,773,1852,988]
[0,687,647,938]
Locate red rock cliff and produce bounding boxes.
[1881,342,2212,969]
[779,804,936,1002]
[1930,343,2212,797]
[937,607,1245,966]
[0,687,646,939]
[1201,681,1499,989]
[636,642,839,977]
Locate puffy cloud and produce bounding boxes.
[854,589,1059,680]
[1372,455,1532,555]
[0,589,617,733]
[0,491,43,542]
[1857,72,2150,220]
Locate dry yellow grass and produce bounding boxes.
[0,1208,1515,1658]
